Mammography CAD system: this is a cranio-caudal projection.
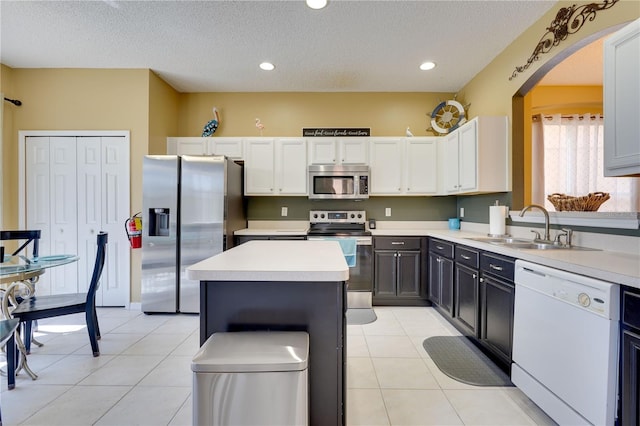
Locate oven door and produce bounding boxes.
[307,236,372,308]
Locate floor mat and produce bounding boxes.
[346,308,377,325]
[422,336,513,387]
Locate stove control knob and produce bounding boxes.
[357,213,362,218]
[350,213,355,219]
[313,213,318,219]
[320,213,325,219]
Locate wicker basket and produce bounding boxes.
[547,192,610,212]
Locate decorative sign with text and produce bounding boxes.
[302,128,371,137]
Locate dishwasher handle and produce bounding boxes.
[521,267,546,277]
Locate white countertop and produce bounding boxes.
[234,225,639,289]
[390,229,640,289]
[187,240,349,282]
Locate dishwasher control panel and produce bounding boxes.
[515,260,619,320]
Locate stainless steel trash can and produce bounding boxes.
[191,331,309,426]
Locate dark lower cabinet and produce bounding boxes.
[621,329,640,426]
[621,287,640,426]
[479,274,514,367]
[373,236,427,305]
[374,251,397,297]
[426,239,515,373]
[455,263,479,336]
[478,251,515,371]
[428,252,441,304]
[428,238,454,315]
[453,245,480,337]
[428,252,454,314]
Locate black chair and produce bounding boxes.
[0,230,41,260]
[11,232,107,360]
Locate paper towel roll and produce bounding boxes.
[489,206,508,236]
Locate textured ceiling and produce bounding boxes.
[0,0,568,93]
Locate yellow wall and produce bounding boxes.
[459,1,636,115]
[177,92,454,137]
[1,68,152,302]
[529,85,603,115]
[458,0,639,205]
[1,64,19,229]
[149,71,180,154]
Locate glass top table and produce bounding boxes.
[0,254,79,284]
[0,254,79,386]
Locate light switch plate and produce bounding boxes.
[281,207,288,217]
[385,208,391,217]
[460,208,465,218]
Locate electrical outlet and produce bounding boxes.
[385,207,391,217]
[460,207,465,218]
[281,207,288,217]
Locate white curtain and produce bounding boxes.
[532,113,640,212]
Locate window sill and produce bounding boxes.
[508,211,639,230]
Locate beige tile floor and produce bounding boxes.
[1,306,556,425]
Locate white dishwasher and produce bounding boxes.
[512,260,620,426]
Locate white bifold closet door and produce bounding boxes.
[25,135,130,306]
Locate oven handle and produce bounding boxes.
[307,236,372,245]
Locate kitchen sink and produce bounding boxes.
[466,237,531,244]
[465,237,601,251]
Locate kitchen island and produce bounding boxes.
[187,240,349,426]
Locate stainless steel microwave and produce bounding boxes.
[308,164,370,200]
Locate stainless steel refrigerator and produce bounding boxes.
[141,155,245,313]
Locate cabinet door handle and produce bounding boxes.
[391,242,405,245]
[472,274,477,279]
[436,245,444,250]
[436,257,441,263]
[489,263,503,271]
[479,277,484,282]
[461,254,471,260]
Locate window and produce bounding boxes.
[531,113,639,212]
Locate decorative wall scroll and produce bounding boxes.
[509,0,620,81]
[303,128,371,137]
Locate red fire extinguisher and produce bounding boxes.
[125,213,142,249]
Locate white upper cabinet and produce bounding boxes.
[604,18,640,177]
[308,137,369,164]
[441,131,461,194]
[405,137,438,194]
[439,116,509,195]
[167,137,243,159]
[244,138,275,195]
[275,138,308,195]
[370,138,403,194]
[244,137,307,196]
[370,137,438,195]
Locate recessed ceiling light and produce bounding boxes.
[259,62,275,71]
[306,0,327,10]
[420,61,436,71]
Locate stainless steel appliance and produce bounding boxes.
[512,260,620,426]
[307,210,372,308]
[141,155,246,313]
[308,164,369,200]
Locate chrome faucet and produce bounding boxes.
[554,228,574,247]
[519,204,551,242]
